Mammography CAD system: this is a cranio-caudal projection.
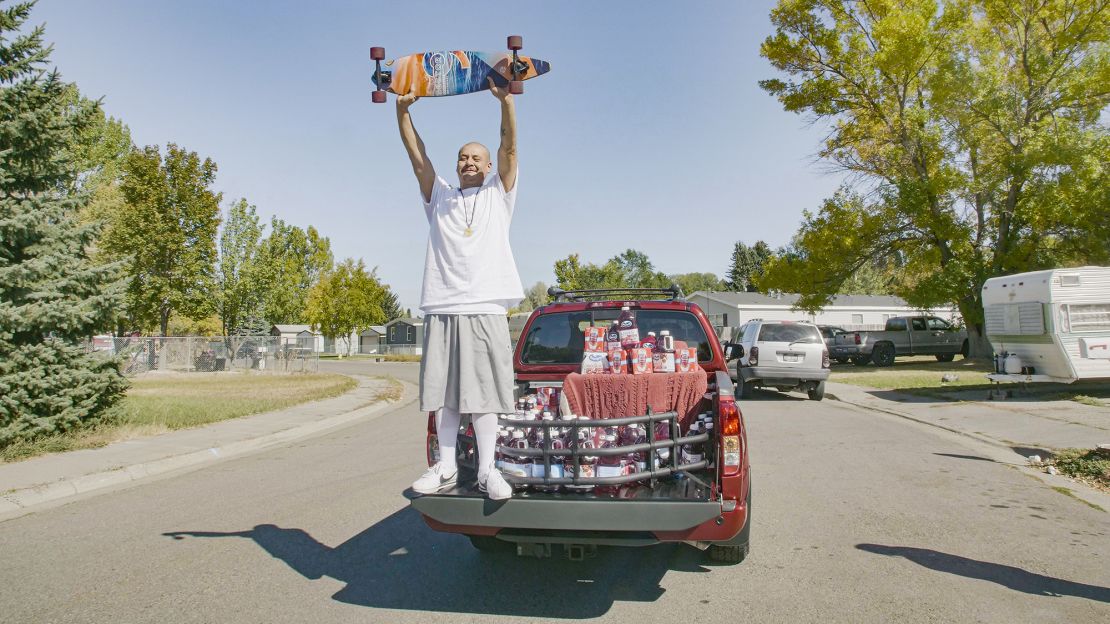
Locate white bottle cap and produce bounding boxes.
[621,306,630,310]
[660,330,670,336]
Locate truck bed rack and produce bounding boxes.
[494,408,713,488]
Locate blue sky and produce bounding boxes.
[36,0,844,312]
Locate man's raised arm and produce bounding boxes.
[396,90,436,203]
[489,79,518,193]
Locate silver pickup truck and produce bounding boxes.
[831,316,969,367]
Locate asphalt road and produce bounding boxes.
[1,361,1107,623]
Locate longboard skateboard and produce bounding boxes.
[370,35,550,103]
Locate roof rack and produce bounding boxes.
[546,284,686,303]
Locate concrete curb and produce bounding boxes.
[827,391,1110,512]
[0,378,418,520]
[825,392,1018,453]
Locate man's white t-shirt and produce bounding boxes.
[419,171,524,315]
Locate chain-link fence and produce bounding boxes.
[88,336,319,376]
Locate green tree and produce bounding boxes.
[669,272,727,295]
[304,258,389,354]
[612,249,670,288]
[0,0,128,446]
[726,241,773,291]
[381,286,403,321]
[758,0,1110,356]
[216,199,268,338]
[509,281,551,314]
[258,218,333,325]
[553,254,628,291]
[107,144,221,335]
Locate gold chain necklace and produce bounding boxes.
[456,187,478,237]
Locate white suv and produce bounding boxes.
[726,320,831,400]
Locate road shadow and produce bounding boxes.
[863,389,952,404]
[932,452,995,463]
[856,544,1110,603]
[739,388,808,402]
[164,505,712,618]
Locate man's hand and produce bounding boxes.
[488,77,512,102]
[397,88,420,110]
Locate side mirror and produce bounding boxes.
[726,343,744,361]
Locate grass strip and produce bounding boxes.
[1,372,358,463]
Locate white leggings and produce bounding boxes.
[436,407,499,479]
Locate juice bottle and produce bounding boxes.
[640,331,657,351]
[653,330,676,373]
[617,306,640,349]
[502,429,530,479]
[596,432,623,478]
[653,420,672,470]
[605,321,622,352]
[703,420,716,469]
[576,431,597,482]
[680,422,703,466]
[623,423,647,474]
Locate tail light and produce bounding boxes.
[749,345,759,366]
[822,349,830,368]
[426,411,438,466]
[854,333,861,345]
[719,398,743,476]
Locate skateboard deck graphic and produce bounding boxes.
[372,51,551,98]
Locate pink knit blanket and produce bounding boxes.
[561,371,708,428]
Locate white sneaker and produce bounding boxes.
[412,463,458,494]
[479,469,512,501]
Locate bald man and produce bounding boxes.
[397,79,524,500]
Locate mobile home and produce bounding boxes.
[982,266,1110,383]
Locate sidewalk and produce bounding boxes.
[0,375,416,520]
[826,381,1110,453]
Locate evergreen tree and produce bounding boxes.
[380,286,402,321]
[0,1,128,447]
[727,241,773,292]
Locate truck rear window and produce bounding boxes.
[757,323,822,343]
[519,309,712,364]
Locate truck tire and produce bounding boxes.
[960,339,969,359]
[738,377,753,399]
[935,353,955,362]
[872,343,896,367]
[807,381,826,401]
[850,355,871,366]
[708,488,751,564]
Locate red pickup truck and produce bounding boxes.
[409,287,752,563]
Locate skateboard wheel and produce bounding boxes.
[370,46,385,61]
[509,80,524,95]
[371,90,386,104]
[507,35,522,51]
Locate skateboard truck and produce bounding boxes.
[507,35,524,94]
[370,46,388,103]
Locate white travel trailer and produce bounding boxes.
[982,266,1110,383]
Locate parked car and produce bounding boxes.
[726,320,830,400]
[817,325,852,363]
[409,287,751,563]
[833,316,969,367]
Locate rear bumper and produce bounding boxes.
[411,476,750,544]
[412,493,721,532]
[830,345,860,358]
[740,366,829,385]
